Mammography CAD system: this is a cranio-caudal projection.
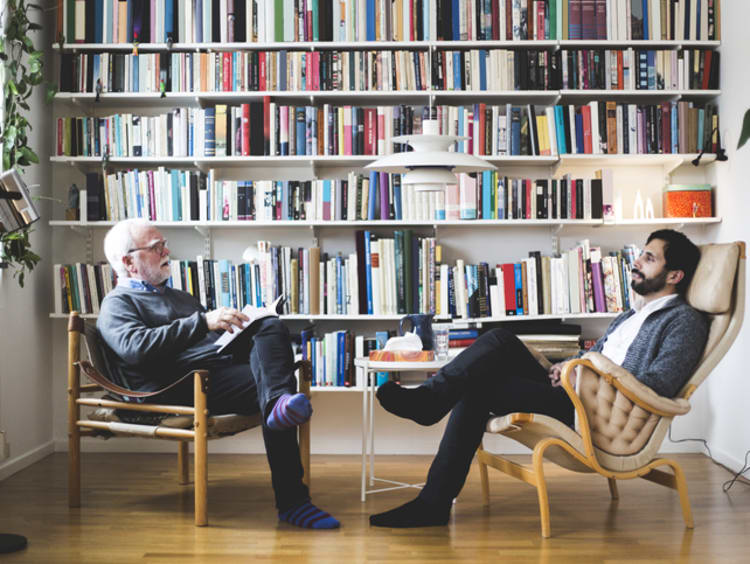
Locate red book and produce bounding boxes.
[536,0,545,39]
[304,52,312,90]
[263,95,271,156]
[500,264,517,315]
[702,51,712,90]
[505,0,512,39]
[57,118,63,155]
[409,0,414,41]
[258,52,266,91]
[594,0,607,39]
[569,177,577,218]
[581,104,593,154]
[222,52,232,91]
[617,51,624,90]
[527,0,534,39]
[312,51,320,91]
[581,0,595,40]
[478,103,486,155]
[491,0,500,40]
[241,103,250,156]
[449,338,478,348]
[364,108,376,155]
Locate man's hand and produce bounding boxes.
[205,307,249,333]
[548,361,576,388]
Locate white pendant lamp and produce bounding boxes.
[366,118,496,192]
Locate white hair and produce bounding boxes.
[103,219,151,278]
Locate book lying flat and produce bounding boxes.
[214,295,284,354]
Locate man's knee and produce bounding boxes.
[256,316,290,338]
[484,327,516,344]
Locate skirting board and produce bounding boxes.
[0,441,55,482]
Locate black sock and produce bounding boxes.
[376,381,450,426]
[369,497,450,528]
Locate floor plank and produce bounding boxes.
[1,453,749,562]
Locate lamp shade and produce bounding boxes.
[366,119,496,192]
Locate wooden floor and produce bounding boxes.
[1,452,749,563]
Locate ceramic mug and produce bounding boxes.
[398,313,435,350]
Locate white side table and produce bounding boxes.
[354,357,451,502]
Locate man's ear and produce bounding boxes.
[122,254,136,276]
[667,269,685,286]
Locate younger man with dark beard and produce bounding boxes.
[370,229,708,528]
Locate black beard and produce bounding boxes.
[631,268,669,296]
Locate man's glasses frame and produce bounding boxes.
[127,239,168,255]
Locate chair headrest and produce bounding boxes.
[686,243,741,314]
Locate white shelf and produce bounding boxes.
[309,386,361,393]
[559,89,720,98]
[609,217,722,226]
[559,153,716,167]
[54,39,720,52]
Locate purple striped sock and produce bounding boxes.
[266,393,312,431]
[279,501,340,529]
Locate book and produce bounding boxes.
[214,294,284,354]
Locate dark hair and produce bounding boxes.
[646,229,701,295]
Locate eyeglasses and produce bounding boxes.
[127,239,168,255]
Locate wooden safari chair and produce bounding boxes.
[67,311,312,526]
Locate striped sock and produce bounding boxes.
[279,501,340,530]
[266,393,312,431]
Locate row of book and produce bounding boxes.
[300,329,358,387]
[59,46,719,95]
[78,164,616,223]
[54,262,117,315]
[60,48,435,95]
[55,98,719,160]
[560,48,718,91]
[57,0,721,45]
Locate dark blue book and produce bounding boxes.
[393,175,402,220]
[165,0,175,42]
[514,263,524,316]
[203,107,215,156]
[94,0,103,43]
[364,231,373,314]
[449,329,479,340]
[510,107,522,155]
[295,107,306,155]
[575,111,584,154]
[479,50,487,90]
[452,0,460,40]
[337,331,346,386]
[366,0,376,41]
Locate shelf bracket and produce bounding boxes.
[69,226,94,263]
[194,226,212,258]
[663,156,684,183]
[551,223,564,255]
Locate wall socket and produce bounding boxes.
[0,431,9,461]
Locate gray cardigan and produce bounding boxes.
[583,295,708,397]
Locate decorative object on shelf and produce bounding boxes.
[663,185,713,218]
[633,191,645,220]
[645,197,655,220]
[366,117,495,192]
[398,313,435,350]
[0,0,45,288]
[65,183,79,220]
[738,110,750,150]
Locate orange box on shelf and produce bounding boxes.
[368,350,435,362]
[663,185,713,218]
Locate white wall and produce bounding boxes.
[675,0,750,473]
[0,1,54,480]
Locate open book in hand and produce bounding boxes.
[214,295,285,354]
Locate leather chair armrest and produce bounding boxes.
[579,352,691,417]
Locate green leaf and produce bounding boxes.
[738,109,750,150]
[19,146,38,163]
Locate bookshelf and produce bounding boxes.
[50,1,723,394]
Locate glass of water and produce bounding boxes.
[433,324,450,360]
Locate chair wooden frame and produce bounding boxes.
[477,241,746,538]
[67,311,312,526]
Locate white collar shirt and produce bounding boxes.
[600,294,678,366]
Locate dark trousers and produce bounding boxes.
[151,317,308,512]
[417,328,575,509]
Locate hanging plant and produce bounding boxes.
[0,0,44,287]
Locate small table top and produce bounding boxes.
[354,357,450,371]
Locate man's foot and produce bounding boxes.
[369,498,450,528]
[279,501,340,529]
[376,381,449,426]
[266,393,312,431]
